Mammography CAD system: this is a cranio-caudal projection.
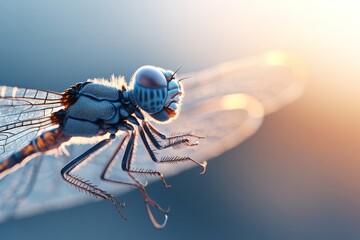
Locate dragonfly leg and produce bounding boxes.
[142,120,205,149]
[100,132,145,187]
[127,172,170,229]
[100,124,169,229]
[60,136,127,220]
[116,124,171,188]
[139,124,207,174]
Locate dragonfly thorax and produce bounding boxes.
[60,82,133,137]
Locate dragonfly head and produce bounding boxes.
[131,66,184,123]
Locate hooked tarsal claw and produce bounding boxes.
[142,180,149,187]
[110,197,127,220]
[199,161,207,174]
[189,158,207,174]
[187,140,199,147]
[146,203,169,229]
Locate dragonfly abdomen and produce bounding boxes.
[0,128,71,178]
[32,128,71,152]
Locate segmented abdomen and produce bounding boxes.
[0,128,70,178]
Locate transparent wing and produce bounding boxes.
[0,86,63,123]
[164,50,306,162]
[0,86,64,159]
[0,117,55,159]
[0,50,307,223]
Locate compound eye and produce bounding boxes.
[135,66,167,88]
[133,66,168,114]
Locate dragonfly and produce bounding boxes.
[0,50,305,228]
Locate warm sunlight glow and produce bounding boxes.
[265,50,289,66]
[220,93,264,118]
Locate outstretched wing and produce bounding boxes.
[156,50,306,162]
[0,86,64,160]
[0,51,306,223]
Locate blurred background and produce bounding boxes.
[0,0,359,239]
